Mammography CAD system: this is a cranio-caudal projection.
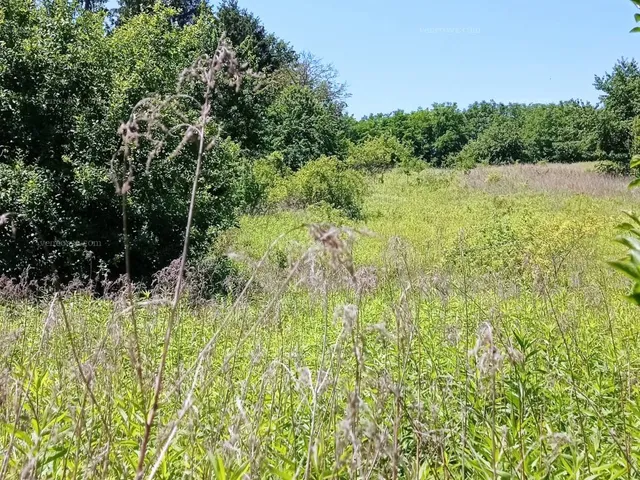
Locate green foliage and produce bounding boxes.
[0,0,117,281]
[0,2,256,284]
[265,85,347,170]
[3,167,634,478]
[353,100,600,168]
[215,0,296,73]
[595,58,640,120]
[453,116,528,166]
[607,5,640,307]
[610,156,640,305]
[594,159,630,175]
[271,156,366,218]
[0,0,113,168]
[592,59,640,168]
[464,101,502,140]
[210,0,298,153]
[522,102,598,164]
[632,0,640,31]
[632,116,640,156]
[0,0,350,285]
[610,209,640,304]
[350,103,467,166]
[346,134,414,174]
[244,151,290,209]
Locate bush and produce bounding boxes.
[595,160,631,175]
[347,134,415,174]
[265,86,347,170]
[244,151,290,209]
[275,156,366,218]
[452,117,528,167]
[0,3,266,285]
[0,138,247,284]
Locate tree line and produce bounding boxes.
[1,0,639,288]
[351,58,640,171]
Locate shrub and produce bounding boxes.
[0,3,260,285]
[0,137,247,285]
[449,145,478,170]
[452,117,528,167]
[347,134,415,174]
[595,160,629,175]
[244,151,290,209]
[276,156,366,218]
[265,86,347,170]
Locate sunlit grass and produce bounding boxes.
[3,165,640,478]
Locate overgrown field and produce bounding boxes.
[4,165,640,479]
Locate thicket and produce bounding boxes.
[0,0,349,285]
[3,0,640,287]
[351,99,606,169]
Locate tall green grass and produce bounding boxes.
[2,167,640,479]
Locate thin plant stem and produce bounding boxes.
[135,75,212,480]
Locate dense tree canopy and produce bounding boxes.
[0,0,344,285]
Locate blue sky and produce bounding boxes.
[236,0,640,118]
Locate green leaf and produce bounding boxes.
[630,26,640,33]
[44,447,69,465]
[230,464,250,480]
[268,467,295,480]
[623,211,640,226]
[626,292,640,306]
[631,155,640,168]
[635,13,640,22]
[608,260,640,280]
[214,456,226,480]
[628,248,640,265]
[617,222,636,231]
[616,234,640,252]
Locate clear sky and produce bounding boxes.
[236,0,640,118]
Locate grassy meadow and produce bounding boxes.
[4,164,640,478]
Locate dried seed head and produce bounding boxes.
[470,322,504,376]
[478,346,503,377]
[544,432,572,468]
[469,322,494,358]
[335,304,358,334]
[308,224,356,279]
[445,325,460,346]
[506,344,525,365]
[355,265,378,294]
[297,366,313,392]
[368,322,394,343]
